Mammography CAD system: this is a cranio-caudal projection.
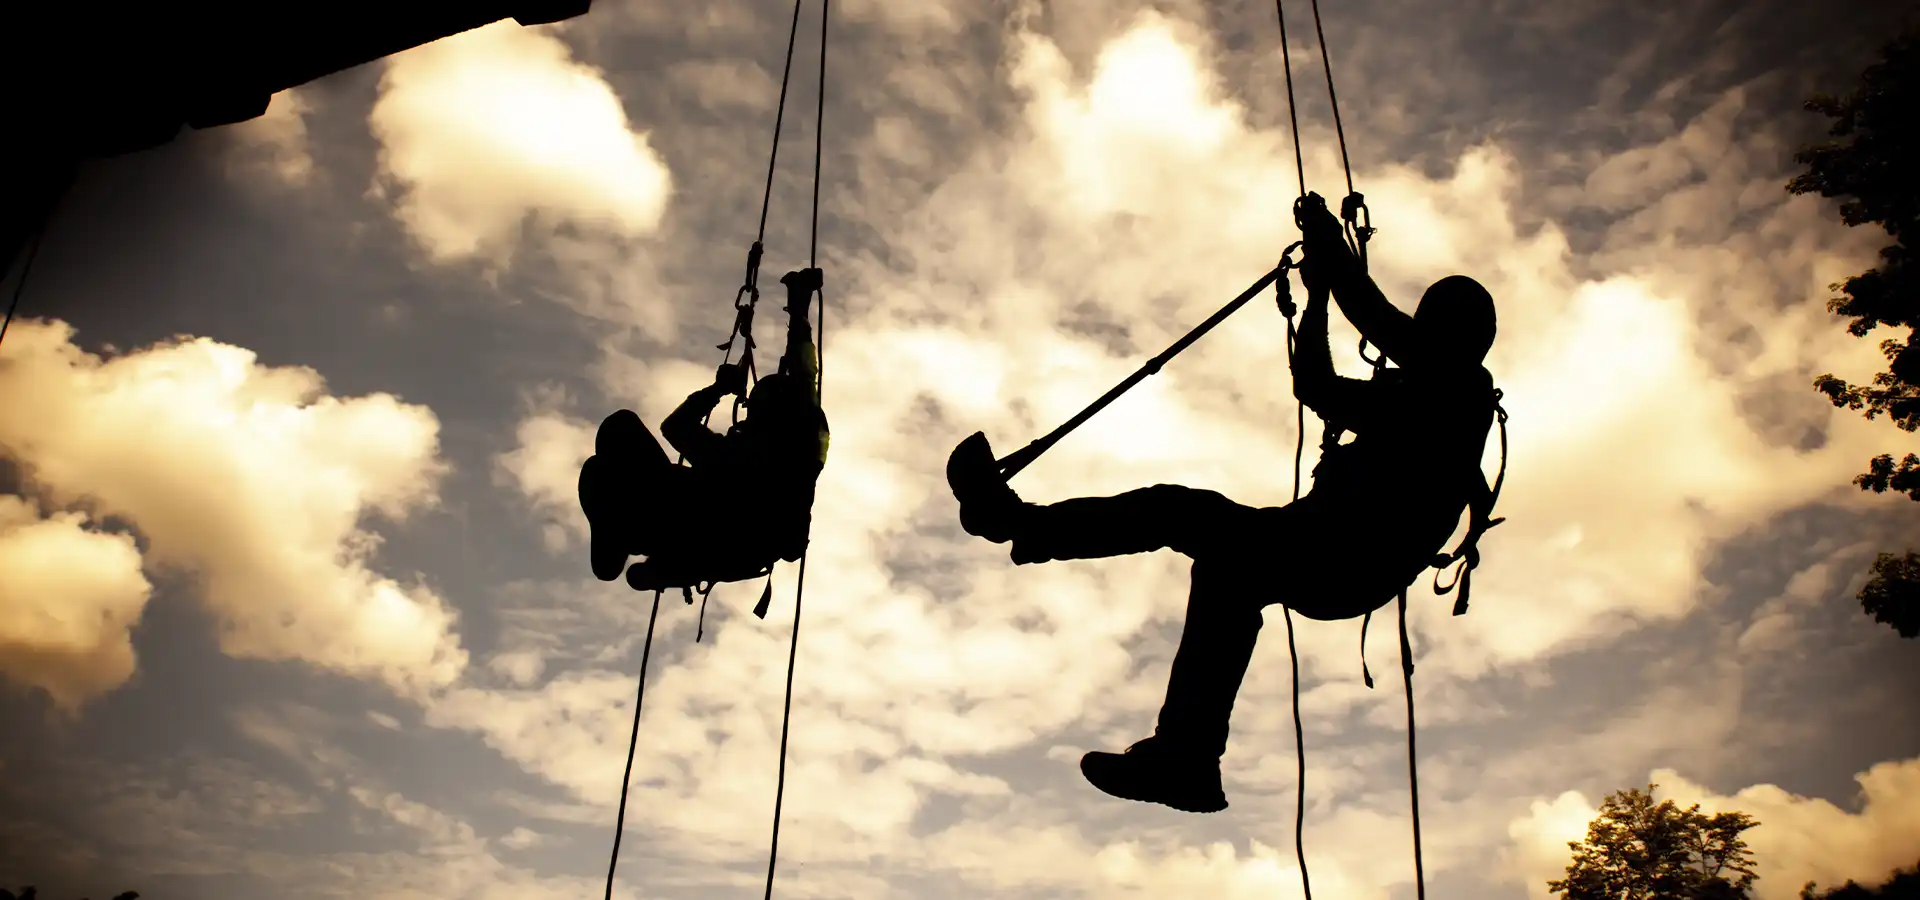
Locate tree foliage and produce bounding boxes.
[1859,551,1920,638]
[1801,859,1920,899]
[1790,27,1920,639]
[1793,28,1920,448]
[1548,784,1760,900]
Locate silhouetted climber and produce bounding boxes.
[947,196,1502,813]
[579,268,829,593]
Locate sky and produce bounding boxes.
[2,0,1919,898]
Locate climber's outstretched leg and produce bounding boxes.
[947,431,1376,813]
[946,432,1259,562]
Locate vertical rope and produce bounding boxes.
[0,162,76,352]
[1306,0,1355,197]
[1277,2,1312,894]
[764,552,810,899]
[603,590,665,900]
[757,0,806,243]
[1284,607,1313,900]
[808,0,830,269]
[1,203,55,350]
[1282,313,1313,900]
[1275,0,1306,197]
[765,1,830,896]
[686,0,808,449]
[1398,591,1427,900]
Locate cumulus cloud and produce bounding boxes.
[496,404,597,553]
[1663,760,1920,899]
[1505,759,1920,900]
[0,495,152,712]
[0,319,466,699]
[498,826,551,850]
[369,20,674,264]
[1504,790,1605,899]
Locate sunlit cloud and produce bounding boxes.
[0,319,465,700]
[0,495,151,712]
[370,20,674,264]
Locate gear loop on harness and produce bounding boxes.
[1429,388,1509,616]
[696,581,716,642]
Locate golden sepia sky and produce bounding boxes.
[2,1,1917,898]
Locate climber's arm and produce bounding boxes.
[1298,197,1428,370]
[1291,280,1371,423]
[661,377,733,466]
[778,268,821,400]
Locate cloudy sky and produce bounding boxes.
[4,0,1919,897]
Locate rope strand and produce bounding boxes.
[1277,2,1312,894]
[1307,0,1355,197]
[1284,607,1313,900]
[1398,592,1427,900]
[809,0,830,269]
[1275,0,1306,197]
[603,590,665,900]
[1282,311,1313,900]
[764,552,810,899]
[757,0,807,243]
[766,1,830,896]
[1,198,57,350]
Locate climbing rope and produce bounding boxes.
[0,221,49,351]
[1308,0,1375,268]
[601,0,824,894]
[0,175,70,352]
[603,590,663,900]
[1398,590,1426,900]
[764,0,830,892]
[1271,3,1436,896]
[1275,1,1315,894]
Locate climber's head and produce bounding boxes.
[745,372,808,420]
[1414,275,1497,366]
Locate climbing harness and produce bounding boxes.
[1430,394,1509,616]
[601,0,832,897]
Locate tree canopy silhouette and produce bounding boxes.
[1789,27,1920,640]
[1802,859,1920,899]
[1547,784,1759,900]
